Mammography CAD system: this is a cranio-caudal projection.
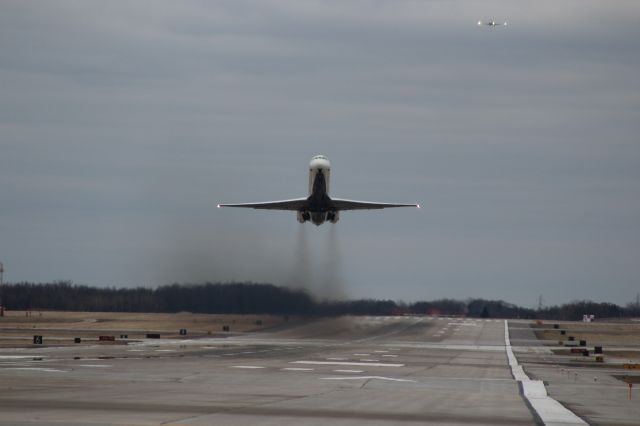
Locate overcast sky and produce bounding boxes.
[1,1,639,307]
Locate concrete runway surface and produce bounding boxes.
[0,316,637,425]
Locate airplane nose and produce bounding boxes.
[309,156,331,170]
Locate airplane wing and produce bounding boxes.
[217,198,308,211]
[331,198,419,211]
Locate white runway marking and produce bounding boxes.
[333,369,364,373]
[504,320,586,425]
[2,367,66,373]
[374,350,389,353]
[230,365,265,369]
[0,355,43,359]
[292,361,404,367]
[77,364,112,368]
[282,367,313,371]
[359,359,379,362]
[321,375,416,383]
[326,357,347,361]
[429,377,512,382]
[382,354,398,358]
[353,353,369,356]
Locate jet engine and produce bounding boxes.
[297,211,311,223]
[327,210,339,223]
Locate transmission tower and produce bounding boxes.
[537,294,544,311]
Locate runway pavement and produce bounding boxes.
[0,316,636,425]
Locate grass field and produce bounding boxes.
[533,321,640,345]
[0,310,289,347]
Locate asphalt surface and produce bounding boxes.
[0,316,637,425]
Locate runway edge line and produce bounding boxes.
[504,320,588,425]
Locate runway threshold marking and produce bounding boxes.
[505,320,586,425]
[292,361,404,368]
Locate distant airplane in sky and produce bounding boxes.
[477,19,508,28]
[218,155,419,225]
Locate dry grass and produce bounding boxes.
[612,375,640,384]
[533,321,640,345]
[0,310,289,347]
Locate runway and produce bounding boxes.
[0,316,636,425]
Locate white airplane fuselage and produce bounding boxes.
[301,155,338,225]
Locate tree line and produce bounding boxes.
[0,281,638,320]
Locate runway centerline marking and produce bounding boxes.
[333,369,364,373]
[282,367,313,371]
[230,365,265,369]
[292,361,404,367]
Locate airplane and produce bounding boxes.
[477,19,508,28]
[218,155,419,226]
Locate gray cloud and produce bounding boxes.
[1,1,639,306]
